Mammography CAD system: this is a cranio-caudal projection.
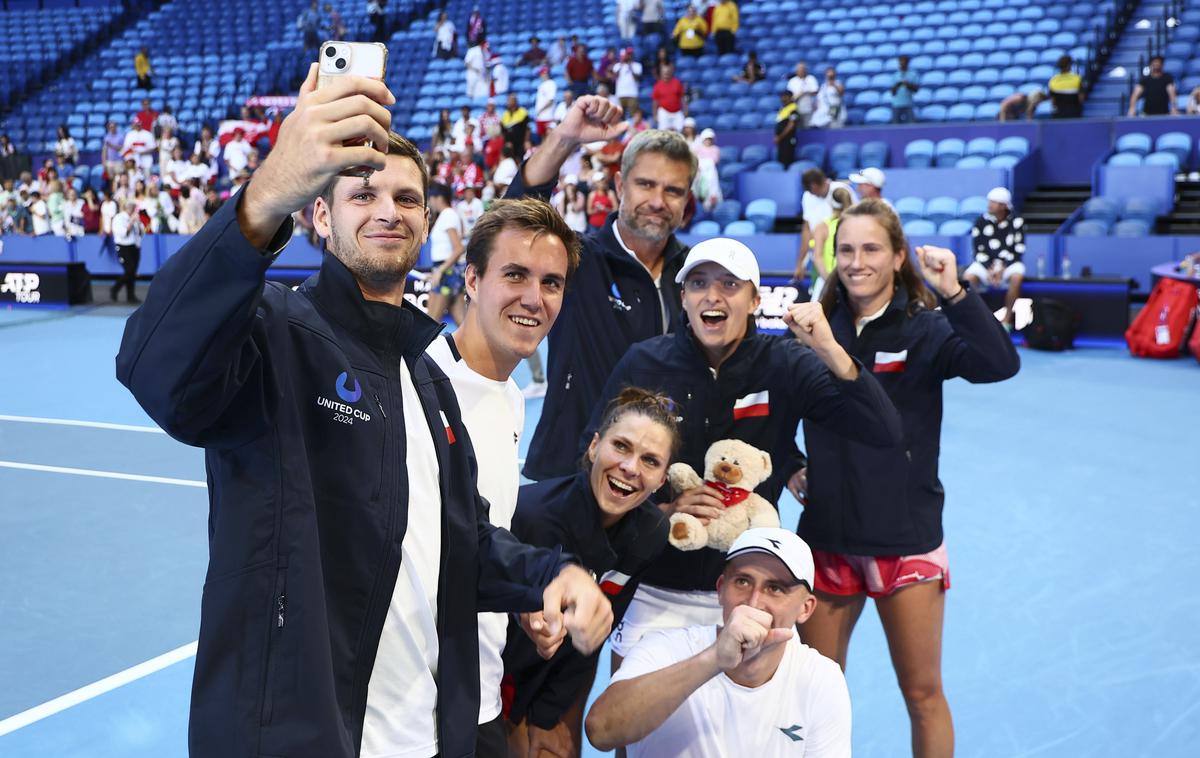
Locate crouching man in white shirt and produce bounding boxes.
[586,528,852,757]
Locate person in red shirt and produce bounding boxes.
[135,98,158,133]
[566,44,594,99]
[652,62,687,131]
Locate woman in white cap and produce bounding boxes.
[554,174,588,233]
[582,237,902,682]
[798,198,1019,757]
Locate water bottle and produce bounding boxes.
[1061,253,1071,279]
[1036,254,1045,278]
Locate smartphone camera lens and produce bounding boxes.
[335,58,347,70]
[324,47,336,58]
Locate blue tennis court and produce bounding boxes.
[1,304,1198,757]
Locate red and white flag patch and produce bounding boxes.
[439,410,456,444]
[599,570,631,596]
[732,390,770,420]
[873,350,908,373]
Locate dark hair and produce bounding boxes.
[591,387,682,464]
[819,198,937,317]
[320,131,430,208]
[1150,54,1164,64]
[801,168,827,191]
[428,182,452,203]
[1057,54,1073,71]
[464,197,581,280]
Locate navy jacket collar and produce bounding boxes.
[305,253,443,360]
[566,471,646,571]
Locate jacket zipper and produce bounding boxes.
[261,568,287,726]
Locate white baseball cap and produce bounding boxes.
[726,528,815,589]
[674,237,761,288]
[849,166,886,188]
[987,186,1013,207]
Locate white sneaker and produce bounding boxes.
[522,381,548,399]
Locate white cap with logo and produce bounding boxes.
[849,166,886,188]
[726,527,815,588]
[674,237,761,288]
[987,186,1013,208]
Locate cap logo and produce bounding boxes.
[766,538,781,549]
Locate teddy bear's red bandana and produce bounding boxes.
[705,480,752,507]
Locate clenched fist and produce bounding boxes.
[915,246,962,300]
[784,302,858,380]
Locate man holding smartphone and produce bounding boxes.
[116,63,612,758]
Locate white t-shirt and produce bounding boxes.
[787,74,820,114]
[535,78,558,121]
[613,60,644,99]
[493,157,518,187]
[614,626,852,758]
[361,361,445,758]
[436,19,456,51]
[426,334,524,724]
[455,197,484,238]
[223,140,252,173]
[30,200,50,235]
[801,181,856,229]
[100,199,118,234]
[430,206,462,263]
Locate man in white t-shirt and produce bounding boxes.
[121,119,157,175]
[426,197,581,756]
[612,47,643,116]
[28,191,51,236]
[787,62,820,128]
[587,528,851,757]
[222,130,253,178]
[797,167,857,278]
[534,66,558,137]
[455,185,485,239]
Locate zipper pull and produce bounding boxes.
[375,394,387,419]
[565,372,572,390]
[277,593,286,629]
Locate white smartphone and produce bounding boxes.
[317,41,389,178]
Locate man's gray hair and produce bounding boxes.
[620,129,698,186]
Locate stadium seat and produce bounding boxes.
[966,137,997,159]
[722,145,743,164]
[925,196,960,225]
[956,156,988,168]
[988,154,1020,169]
[859,140,890,168]
[757,161,785,172]
[904,139,935,168]
[938,219,973,235]
[1155,132,1193,168]
[1121,196,1161,222]
[1107,151,1143,166]
[1144,151,1180,171]
[996,136,1030,157]
[864,106,892,124]
[713,200,743,227]
[904,219,938,235]
[959,195,989,220]
[1115,132,1152,156]
[1112,219,1152,237]
[690,219,722,235]
[798,143,827,168]
[1082,197,1120,224]
[1071,219,1110,236]
[723,220,757,236]
[894,196,927,223]
[935,138,966,167]
[740,144,770,167]
[829,142,860,177]
[946,103,975,121]
[745,198,778,233]
[920,104,948,121]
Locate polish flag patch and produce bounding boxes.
[599,570,631,596]
[439,410,456,444]
[732,390,770,420]
[873,350,909,373]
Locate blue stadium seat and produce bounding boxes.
[1082,197,1120,224]
[920,104,947,121]
[723,219,757,236]
[860,140,890,167]
[904,139,935,168]
[1107,152,1143,166]
[1144,151,1180,171]
[690,219,722,235]
[935,138,966,166]
[1115,132,1152,156]
[740,144,770,167]
[938,218,973,235]
[956,155,988,168]
[996,136,1030,157]
[925,196,959,225]
[798,143,827,168]
[713,200,743,227]
[958,195,988,220]
[721,145,742,164]
[865,106,892,124]
[947,103,975,120]
[1121,196,1162,222]
[895,196,927,223]
[960,85,989,104]
[966,137,997,159]
[988,154,1020,169]
[904,219,938,236]
[1112,219,1152,237]
[745,198,778,233]
[757,161,785,172]
[1071,219,1110,236]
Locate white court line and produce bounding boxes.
[0,414,165,434]
[0,641,198,737]
[0,461,206,488]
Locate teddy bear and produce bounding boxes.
[666,438,780,552]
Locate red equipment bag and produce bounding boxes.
[1191,304,1200,363]
[1125,278,1198,358]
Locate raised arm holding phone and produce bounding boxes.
[116,52,611,758]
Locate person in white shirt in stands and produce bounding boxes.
[849,166,890,206]
[796,167,856,280]
[587,528,851,757]
[552,89,575,127]
[456,184,485,239]
[787,62,820,128]
[612,46,643,116]
[122,118,157,175]
[534,66,558,138]
[425,198,580,757]
[163,145,189,189]
[222,129,253,179]
[29,191,51,236]
[427,182,466,325]
[194,125,220,176]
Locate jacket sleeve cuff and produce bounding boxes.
[216,183,296,265]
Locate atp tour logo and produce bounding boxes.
[316,371,373,425]
[1,272,41,303]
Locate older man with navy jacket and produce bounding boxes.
[505,95,695,482]
[116,65,611,758]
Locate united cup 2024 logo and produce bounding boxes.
[316,371,373,425]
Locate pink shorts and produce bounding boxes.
[812,542,951,599]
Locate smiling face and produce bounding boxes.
[681,262,760,367]
[312,154,430,293]
[615,152,691,245]
[463,227,568,372]
[834,214,904,313]
[587,413,673,527]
